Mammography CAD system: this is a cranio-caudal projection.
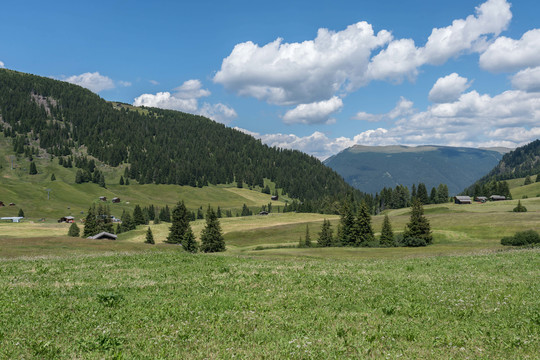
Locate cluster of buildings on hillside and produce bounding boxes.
[453,195,507,204]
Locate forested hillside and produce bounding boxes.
[464,139,540,196]
[0,69,363,212]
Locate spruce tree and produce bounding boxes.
[18,208,24,217]
[417,183,429,204]
[304,224,312,247]
[133,205,146,225]
[182,225,198,253]
[99,173,106,188]
[119,176,124,185]
[298,236,305,248]
[403,199,432,246]
[120,212,135,232]
[68,222,80,237]
[125,178,130,185]
[339,200,356,246]
[379,214,394,247]
[353,201,375,246]
[166,201,190,244]
[145,227,155,244]
[51,173,56,181]
[200,206,225,252]
[513,200,527,212]
[217,206,222,218]
[317,219,333,247]
[83,206,98,237]
[29,161,37,175]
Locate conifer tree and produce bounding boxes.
[339,200,356,246]
[68,221,80,237]
[403,199,432,246]
[51,173,56,181]
[298,236,304,248]
[166,201,190,244]
[115,223,122,234]
[197,206,204,219]
[75,170,83,184]
[379,214,394,247]
[153,215,161,225]
[145,227,155,244]
[217,206,222,218]
[429,187,437,204]
[83,206,98,237]
[317,219,333,247]
[353,201,374,246]
[18,208,24,217]
[200,206,225,252]
[125,178,130,185]
[182,225,198,253]
[120,212,135,232]
[119,176,124,185]
[99,173,106,188]
[524,175,532,185]
[304,224,312,247]
[513,200,527,212]
[133,205,146,225]
[29,161,37,175]
[417,183,429,204]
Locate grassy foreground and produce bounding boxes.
[0,248,538,359]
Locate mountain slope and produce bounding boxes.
[464,139,540,196]
[0,69,363,212]
[324,145,506,195]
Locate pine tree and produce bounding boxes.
[115,223,123,234]
[99,173,106,188]
[18,208,24,217]
[417,183,429,204]
[125,178,130,185]
[145,227,155,244]
[379,214,394,247]
[217,206,222,218]
[304,224,312,247]
[51,173,56,181]
[298,236,304,248]
[83,206,98,237]
[182,225,198,253]
[403,199,432,246]
[132,205,146,225]
[200,206,225,252]
[197,206,204,219]
[513,200,527,212]
[119,176,124,185]
[524,175,532,185]
[429,187,437,204]
[120,212,135,232]
[166,201,190,244]
[68,222,80,237]
[339,200,356,246]
[75,170,83,184]
[317,219,333,247]
[29,161,37,175]
[353,201,374,246]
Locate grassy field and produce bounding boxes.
[0,248,538,359]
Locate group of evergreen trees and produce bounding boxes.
[299,199,432,248]
[377,183,449,211]
[464,180,512,199]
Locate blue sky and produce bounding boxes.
[1,0,540,159]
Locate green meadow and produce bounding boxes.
[1,136,539,358]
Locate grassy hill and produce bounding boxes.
[324,145,504,195]
[0,136,288,221]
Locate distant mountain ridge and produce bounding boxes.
[324,145,508,195]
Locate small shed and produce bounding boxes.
[9,203,15,206]
[58,216,75,223]
[99,196,107,201]
[1,217,23,223]
[490,195,506,201]
[112,197,120,203]
[88,232,117,240]
[475,196,488,203]
[271,195,279,201]
[454,196,472,204]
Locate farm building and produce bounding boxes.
[271,195,278,201]
[99,196,107,201]
[454,196,472,204]
[112,197,120,203]
[490,195,506,201]
[9,203,15,206]
[58,216,75,223]
[88,232,117,240]
[1,217,23,223]
[475,196,488,203]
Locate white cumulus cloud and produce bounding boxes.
[214,22,392,106]
[282,97,343,125]
[133,79,236,124]
[480,29,540,72]
[353,97,414,122]
[511,66,540,92]
[0,61,4,68]
[428,73,472,103]
[64,72,115,93]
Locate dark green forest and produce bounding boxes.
[0,69,366,213]
[464,139,539,197]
